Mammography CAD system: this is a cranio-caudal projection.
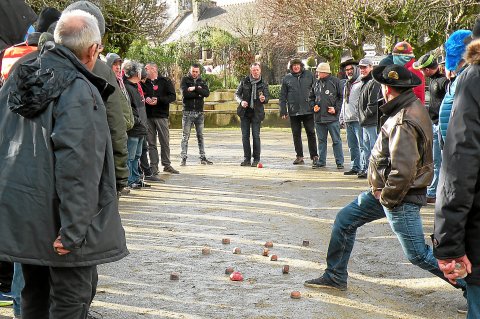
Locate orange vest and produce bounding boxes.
[1,43,37,80]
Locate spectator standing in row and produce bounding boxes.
[235,62,269,167]
[309,62,344,169]
[357,58,381,179]
[413,53,448,204]
[180,64,213,165]
[340,59,364,175]
[142,62,179,176]
[279,58,318,167]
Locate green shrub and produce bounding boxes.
[269,85,281,99]
[202,74,224,92]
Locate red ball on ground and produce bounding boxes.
[230,271,243,281]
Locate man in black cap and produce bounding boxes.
[304,64,466,299]
[413,53,448,204]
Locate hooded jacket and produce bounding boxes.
[0,43,128,266]
[279,64,315,116]
[405,59,426,105]
[340,68,362,123]
[433,40,480,285]
[368,90,433,209]
[235,75,270,122]
[309,74,343,123]
[180,74,210,112]
[358,72,381,127]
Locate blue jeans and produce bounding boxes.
[12,263,24,317]
[467,284,480,319]
[361,125,377,170]
[315,121,344,166]
[127,136,144,185]
[427,124,442,198]
[240,117,261,161]
[323,191,466,289]
[345,121,363,171]
[181,111,205,159]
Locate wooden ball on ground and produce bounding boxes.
[302,240,310,247]
[262,248,269,256]
[233,247,241,254]
[222,238,230,245]
[290,291,301,299]
[264,241,273,248]
[170,272,180,280]
[282,265,289,274]
[225,267,234,275]
[270,254,278,261]
[202,247,211,255]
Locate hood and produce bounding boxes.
[465,39,480,65]
[8,42,114,118]
[106,52,122,68]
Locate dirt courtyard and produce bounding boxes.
[0,128,466,319]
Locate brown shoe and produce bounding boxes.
[293,156,304,165]
[426,197,436,204]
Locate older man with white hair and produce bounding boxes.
[0,9,128,319]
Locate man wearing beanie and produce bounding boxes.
[392,41,425,104]
[434,23,480,318]
[438,29,472,146]
[304,65,467,307]
[280,58,318,166]
[413,53,448,204]
[309,62,344,169]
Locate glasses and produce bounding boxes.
[344,67,354,71]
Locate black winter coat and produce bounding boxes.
[235,76,270,122]
[427,70,448,124]
[309,75,343,123]
[124,79,148,137]
[0,43,128,267]
[180,75,210,112]
[358,72,381,127]
[433,46,480,285]
[279,70,315,116]
[141,76,176,118]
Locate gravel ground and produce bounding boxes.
[0,128,466,319]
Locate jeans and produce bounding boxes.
[240,117,261,161]
[361,125,377,171]
[127,136,144,185]
[315,121,344,166]
[147,117,171,171]
[467,284,480,319]
[345,121,363,171]
[181,111,205,159]
[323,191,466,289]
[427,124,441,198]
[289,114,318,159]
[21,264,97,319]
[12,263,24,317]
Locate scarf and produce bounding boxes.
[249,75,261,109]
[393,55,412,66]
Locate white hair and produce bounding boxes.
[54,9,101,58]
[122,60,143,79]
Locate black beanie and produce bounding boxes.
[36,7,61,33]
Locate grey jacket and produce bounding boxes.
[340,69,362,123]
[358,72,381,127]
[0,43,129,267]
[279,69,315,116]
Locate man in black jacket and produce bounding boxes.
[357,58,381,178]
[434,34,480,318]
[413,53,448,204]
[142,62,179,176]
[280,58,318,166]
[235,62,269,167]
[309,62,344,169]
[180,64,212,165]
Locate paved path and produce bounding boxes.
[0,128,464,319]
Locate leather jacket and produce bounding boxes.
[368,90,433,209]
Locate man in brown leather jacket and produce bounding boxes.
[304,65,467,301]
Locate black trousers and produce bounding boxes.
[289,114,318,159]
[21,264,98,319]
[0,261,13,293]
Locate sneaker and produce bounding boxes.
[200,157,213,165]
[0,293,13,307]
[457,302,468,314]
[357,170,367,179]
[129,181,152,189]
[251,160,259,167]
[163,165,179,174]
[293,156,304,165]
[240,160,251,166]
[180,158,187,166]
[117,187,130,197]
[344,169,359,175]
[337,164,344,169]
[311,156,319,168]
[304,276,347,291]
[312,162,326,169]
[144,175,166,183]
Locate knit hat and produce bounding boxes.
[316,62,331,73]
[392,41,414,57]
[36,7,61,33]
[444,30,472,71]
[106,53,122,68]
[64,1,105,36]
